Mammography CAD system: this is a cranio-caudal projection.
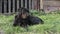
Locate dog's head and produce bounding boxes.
[17,7,30,19]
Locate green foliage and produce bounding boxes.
[0,13,60,34]
[49,10,60,14]
[30,10,45,16]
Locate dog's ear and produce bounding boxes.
[17,7,22,15]
[18,8,21,12]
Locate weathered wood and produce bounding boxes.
[40,0,43,9]
[29,0,31,10]
[13,0,15,13]
[0,0,2,13]
[21,0,23,7]
[25,0,27,8]
[8,0,11,14]
[17,0,19,10]
[0,0,42,14]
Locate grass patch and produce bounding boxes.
[0,13,60,34]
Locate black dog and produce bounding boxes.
[13,7,44,28]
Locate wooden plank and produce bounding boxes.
[8,0,11,14]
[17,0,19,10]
[29,0,31,10]
[40,0,43,9]
[0,0,2,13]
[13,0,15,13]
[37,0,40,11]
[39,0,40,11]
[36,0,38,10]
[25,0,27,8]
[34,0,37,10]
[32,0,34,10]
[31,0,32,9]
[21,0,23,7]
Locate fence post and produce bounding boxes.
[40,0,43,11]
[0,0,2,13]
[8,0,11,14]
[13,0,15,13]
[32,0,34,10]
[31,0,32,9]
[21,0,23,7]
[40,0,45,15]
[29,0,31,10]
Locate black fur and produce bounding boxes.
[13,7,44,27]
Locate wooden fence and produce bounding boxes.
[0,0,40,14]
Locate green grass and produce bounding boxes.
[0,14,60,34]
